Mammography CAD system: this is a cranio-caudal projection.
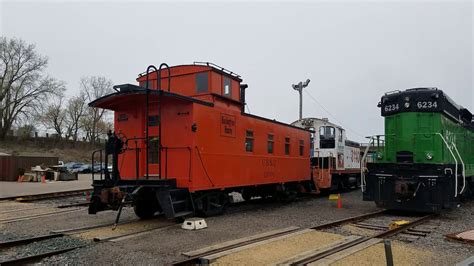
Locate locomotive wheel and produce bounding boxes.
[196,192,228,217]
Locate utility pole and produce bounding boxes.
[292,79,310,120]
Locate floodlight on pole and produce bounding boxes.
[292,79,310,120]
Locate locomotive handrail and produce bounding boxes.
[451,142,466,194]
[360,135,391,192]
[412,132,464,197]
[434,133,459,197]
[360,139,372,192]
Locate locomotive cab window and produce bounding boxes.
[245,130,254,152]
[196,72,208,93]
[320,126,335,149]
[223,77,231,97]
[267,134,274,154]
[285,137,290,155]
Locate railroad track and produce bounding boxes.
[173,210,436,265]
[287,213,435,265]
[0,189,92,202]
[0,218,177,265]
[0,208,85,224]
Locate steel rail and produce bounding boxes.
[172,210,387,265]
[172,227,303,265]
[0,189,92,202]
[0,245,87,266]
[0,233,64,249]
[310,209,387,230]
[290,213,436,265]
[0,219,176,265]
[0,208,83,224]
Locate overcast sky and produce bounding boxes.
[1,0,472,142]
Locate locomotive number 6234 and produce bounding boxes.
[384,103,399,112]
[416,101,437,109]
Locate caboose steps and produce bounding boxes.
[157,189,194,219]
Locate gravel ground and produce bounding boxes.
[1,190,473,265]
[1,236,89,262]
[330,240,437,266]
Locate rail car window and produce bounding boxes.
[148,137,159,163]
[196,72,208,93]
[319,126,335,149]
[223,77,231,97]
[285,137,290,155]
[267,134,274,154]
[245,130,254,152]
[299,140,304,156]
[148,115,159,126]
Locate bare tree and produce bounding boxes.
[80,76,113,143]
[64,92,86,141]
[38,92,66,138]
[0,37,63,139]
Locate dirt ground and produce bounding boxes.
[1,190,473,265]
[0,139,99,162]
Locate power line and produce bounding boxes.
[304,90,366,139]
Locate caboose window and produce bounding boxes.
[267,134,274,154]
[299,140,304,156]
[148,137,159,164]
[285,137,290,155]
[196,72,208,93]
[148,115,159,126]
[223,77,231,97]
[245,130,254,152]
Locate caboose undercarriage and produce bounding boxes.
[363,163,471,212]
[88,168,311,220]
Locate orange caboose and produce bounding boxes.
[89,62,312,219]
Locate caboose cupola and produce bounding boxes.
[136,62,243,107]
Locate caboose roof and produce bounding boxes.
[136,62,242,83]
[89,84,213,110]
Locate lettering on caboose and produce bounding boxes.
[220,113,236,138]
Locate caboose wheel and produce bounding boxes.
[133,187,161,219]
[195,192,228,217]
[134,200,159,219]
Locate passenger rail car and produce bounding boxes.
[292,118,361,192]
[362,88,474,212]
[88,62,314,219]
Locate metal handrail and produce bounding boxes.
[360,139,373,192]
[412,132,463,197]
[360,135,391,192]
[451,142,466,194]
[435,133,459,197]
[91,150,103,181]
[193,61,241,78]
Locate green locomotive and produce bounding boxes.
[362,88,474,212]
